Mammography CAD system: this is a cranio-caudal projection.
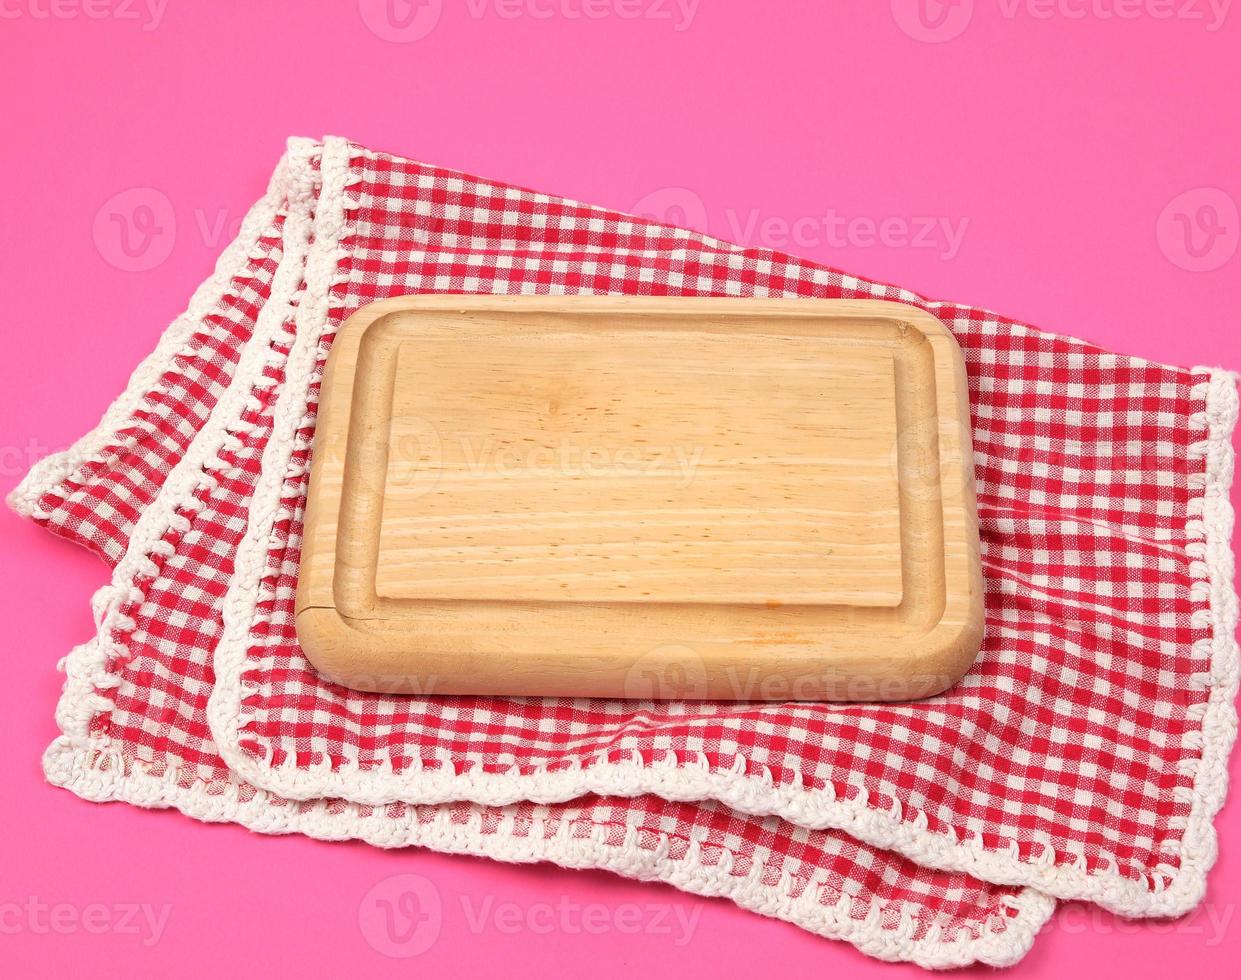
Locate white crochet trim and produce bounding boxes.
[28,134,1053,969]
[206,134,356,754]
[5,146,294,519]
[207,210,1240,921]
[38,741,1053,971]
[41,135,321,779]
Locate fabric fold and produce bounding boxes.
[7,144,306,564]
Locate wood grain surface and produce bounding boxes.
[296,296,983,700]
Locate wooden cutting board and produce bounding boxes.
[296,295,983,700]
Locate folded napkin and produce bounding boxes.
[11,136,1238,969]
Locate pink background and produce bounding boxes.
[1,2,1239,976]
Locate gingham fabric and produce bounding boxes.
[9,165,292,564]
[11,136,1238,969]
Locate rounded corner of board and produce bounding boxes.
[335,297,418,346]
[900,307,958,345]
[916,602,986,700]
[853,299,957,345]
[294,605,359,686]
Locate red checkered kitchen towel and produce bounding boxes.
[9,137,1239,969]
